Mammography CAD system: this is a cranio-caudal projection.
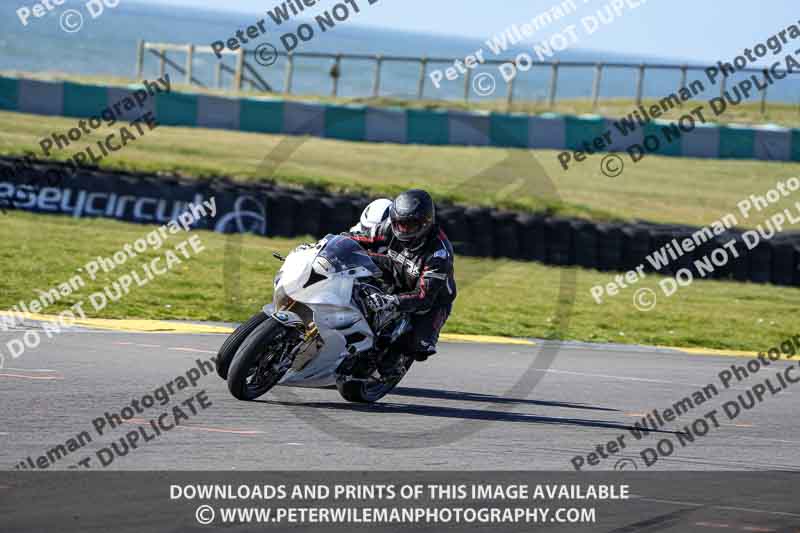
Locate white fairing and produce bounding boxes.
[274,237,378,387]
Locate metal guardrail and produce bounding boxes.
[137,40,796,113]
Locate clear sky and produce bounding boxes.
[134,0,798,63]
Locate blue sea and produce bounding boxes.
[1,0,798,105]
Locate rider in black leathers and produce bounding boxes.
[349,190,456,367]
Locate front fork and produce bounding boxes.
[266,305,320,372]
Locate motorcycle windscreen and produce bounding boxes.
[316,235,382,276]
[278,236,381,306]
[278,248,355,306]
[291,274,355,307]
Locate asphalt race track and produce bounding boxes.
[2,326,799,472]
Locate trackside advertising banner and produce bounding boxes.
[0,158,267,235]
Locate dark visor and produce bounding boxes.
[392,219,422,234]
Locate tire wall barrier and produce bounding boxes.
[3,75,800,163]
[1,156,799,288]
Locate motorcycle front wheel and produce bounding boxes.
[215,312,268,379]
[227,318,296,401]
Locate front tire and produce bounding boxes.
[215,312,269,379]
[227,318,296,401]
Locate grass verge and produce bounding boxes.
[1,211,797,352]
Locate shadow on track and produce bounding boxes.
[389,387,620,412]
[255,399,682,435]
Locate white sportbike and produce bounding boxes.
[215,235,414,403]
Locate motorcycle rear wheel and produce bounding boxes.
[337,358,413,403]
[227,318,295,401]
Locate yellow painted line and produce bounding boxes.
[660,345,756,358]
[0,311,232,334]
[0,312,534,344]
[6,311,793,356]
[656,345,800,361]
[440,333,535,346]
[62,318,232,334]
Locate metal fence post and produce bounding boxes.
[331,54,342,97]
[136,40,145,79]
[591,63,603,111]
[372,55,383,98]
[679,65,688,107]
[159,48,166,79]
[185,44,194,86]
[761,69,769,116]
[234,48,245,90]
[548,61,559,109]
[417,58,428,100]
[463,68,472,102]
[506,75,515,111]
[215,62,222,88]
[284,53,294,94]
[635,63,645,105]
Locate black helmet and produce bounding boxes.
[389,189,435,245]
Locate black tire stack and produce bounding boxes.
[3,156,798,288]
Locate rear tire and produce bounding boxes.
[215,312,268,379]
[337,359,412,403]
[227,318,295,401]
